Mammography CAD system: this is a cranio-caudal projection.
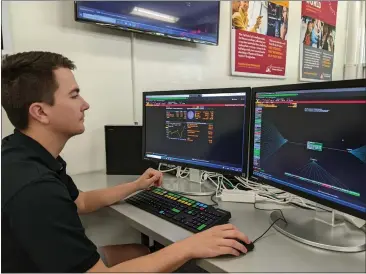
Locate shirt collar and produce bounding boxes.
[12,129,66,173]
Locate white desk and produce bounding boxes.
[72,171,366,273]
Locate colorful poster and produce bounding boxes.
[231,1,289,78]
[299,1,338,81]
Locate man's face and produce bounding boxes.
[46,68,90,137]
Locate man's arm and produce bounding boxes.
[75,168,163,214]
[88,224,250,273]
[89,241,190,273]
[75,182,139,214]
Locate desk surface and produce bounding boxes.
[72,171,366,273]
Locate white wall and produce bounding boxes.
[1,2,15,138]
[3,1,349,175]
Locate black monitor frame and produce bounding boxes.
[248,79,366,219]
[142,87,252,177]
[74,1,221,46]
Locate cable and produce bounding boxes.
[210,193,218,207]
[158,163,178,173]
[251,196,288,244]
[178,172,189,178]
[220,175,235,189]
[175,167,191,178]
[253,199,288,223]
[252,217,287,244]
[207,176,219,188]
[289,200,329,212]
[235,176,319,211]
[254,206,288,223]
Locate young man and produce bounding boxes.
[1,51,251,273]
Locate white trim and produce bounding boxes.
[130,32,138,125]
[344,1,365,79]
[358,0,365,78]
[1,1,13,55]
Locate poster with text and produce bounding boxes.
[299,1,338,81]
[231,1,289,78]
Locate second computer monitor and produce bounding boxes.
[143,88,251,176]
[250,79,366,219]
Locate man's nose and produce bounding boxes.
[82,97,90,111]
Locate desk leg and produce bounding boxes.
[140,233,150,248]
[140,233,165,252]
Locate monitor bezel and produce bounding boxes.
[142,87,252,177]
[248,79,366,219]
[74,1,221,46]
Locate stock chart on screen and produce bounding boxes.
[253,87,366,212]
[144,91,247,173]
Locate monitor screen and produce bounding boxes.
[251,83,366,217]
[75,1,220,45]
[143,89,250,175]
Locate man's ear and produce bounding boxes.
[28,102,50,125]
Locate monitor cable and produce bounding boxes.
[210,193,218,207]
[158,163,178,173]
[251,197,288,244]
[252,217,287,244]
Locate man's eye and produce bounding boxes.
[71,94,79,98]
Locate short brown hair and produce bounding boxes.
[1,51,76,130]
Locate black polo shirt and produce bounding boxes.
[1,130,100,273]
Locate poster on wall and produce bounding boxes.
[299,1,338,81]
[231,1,289,78]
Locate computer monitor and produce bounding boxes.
[74,1,220,46]
[250,79,365,252]
[143,87,251,194]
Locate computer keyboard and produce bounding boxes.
[125,186,231,233]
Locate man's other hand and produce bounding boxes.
[177,224,251,258]
[134,168,163,190]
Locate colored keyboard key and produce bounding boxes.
[125,186,232,234]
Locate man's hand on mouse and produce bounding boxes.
[177,224,251,258]
[134,168,163,190]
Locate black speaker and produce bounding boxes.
[105,125,157,175]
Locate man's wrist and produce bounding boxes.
[129,180,141,192]
[171,239,195,261]
[116,181,140,200]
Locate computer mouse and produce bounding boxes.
[237,240,255,253]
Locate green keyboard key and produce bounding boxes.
[197,224,206,231]
[172,208,180,213]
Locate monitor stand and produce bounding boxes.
[270,206,365,252]
[162,168,216,196]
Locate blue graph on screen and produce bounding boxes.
[296,159,348,189]
[261,120,288,162]
[349,145,366,164]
